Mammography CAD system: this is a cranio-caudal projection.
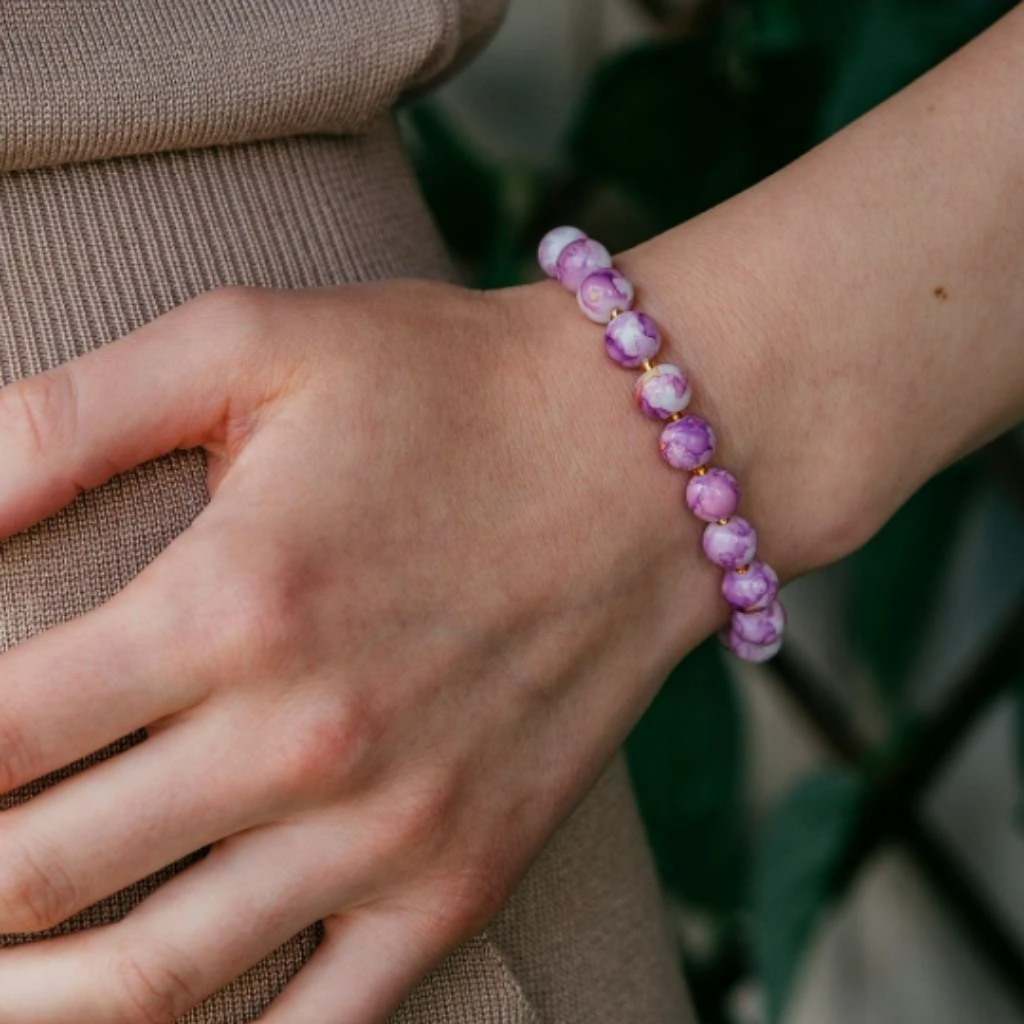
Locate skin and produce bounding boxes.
[0,7,1023,1022]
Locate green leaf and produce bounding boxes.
[568,42,753,228]
[1015,675,1024,829]
[789,0,872,62]
[806,0,1018,137]
[401,103,522,287]
[567,29,829,230]
[742,50,826,180]
[752,770,863,1023]
[847,459,979,716]
[1017,677,1024,779]
[625,639,748,915]
[747,0,807,53]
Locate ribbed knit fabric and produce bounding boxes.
[0,4,694,1022]
[0,0,510,173]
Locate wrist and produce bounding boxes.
[617,216,883,585]
[485,276,728,681]
[487,206,870,674]
[487,243,818,675]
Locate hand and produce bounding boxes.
[0,278,737,1022]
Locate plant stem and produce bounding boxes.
[764,590,1024,1010]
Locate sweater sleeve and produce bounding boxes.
[0,0,509,173]
[406,0,510,96]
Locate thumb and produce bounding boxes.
[0,287,277,538]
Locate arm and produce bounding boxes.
[615,3,1024,583]
[0,8,1021,1022]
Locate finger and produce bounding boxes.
[0,823,346,1024]
[0,573,205,797]
[258,908,455,1024]
[0,287,280,537]
[0,702,291,933]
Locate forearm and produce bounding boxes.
[618,5,1024,580]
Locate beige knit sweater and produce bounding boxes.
[0,0,507,172]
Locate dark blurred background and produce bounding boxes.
[400,2,1024,1021]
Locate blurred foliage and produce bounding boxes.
[848,460,981,712]
[627,639,747,915]
[751,771,862,1023]
[569,40,760,227]
[404,0,1023,1021]
[1016,676,1024,825]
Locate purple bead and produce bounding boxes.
[686,468,740,522]
[557,238,613,292]
[659,414,714,468]
[732,600,787,646]
[703,516,758,569]
[538,226,586,278]
[727,631,783,663]
[636,364,692,420]
[604,311,661,368]
[722,559,779,611]
[577,268,634,323]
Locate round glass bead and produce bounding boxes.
[703,516,758,569]
[722,560,779,612]
[577,268,635,323]
[727,631,783,663]
[537,226,586,278]
[557,238,613,292]
[659,414,714,468]
[686,467,740,522]
[604,311,661,368]
[636,364,692,420]
[732,600,786,646]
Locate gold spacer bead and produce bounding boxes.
[640,359,657,373]
[608,308,622,320]
[735,565,750,575]
[691,466,707,477]
[717,519,729,526]
[667,412,683,423]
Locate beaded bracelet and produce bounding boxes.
[537,226,786,663]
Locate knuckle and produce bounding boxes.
[189,287,300,402]
[434,862,513,932]
[462,867,514,924]
[193,286,272,347]
[111,944,202,1024]
[0,370,77,459]
[0,833,80,932]
[182,536,319,684]
[373,775,455,860]
[0,707,38,795]
[203,577,301,677]
[268,695,379,796]
[403,867,510,951]
[392,784,451,849]
[196,284,267,319]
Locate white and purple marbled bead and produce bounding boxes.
[722,559,779,611]
[703,516,758,569]
[557,238,613,292]
[686,468,740,522]
[604,311,661,368]
[538,226,587,278]
[659,414,714,468]
[636,364,692,420]
[577,268,635,323]
[726,631,783,663]
[732,600,786,646]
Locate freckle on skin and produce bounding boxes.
[933,285,948,300]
